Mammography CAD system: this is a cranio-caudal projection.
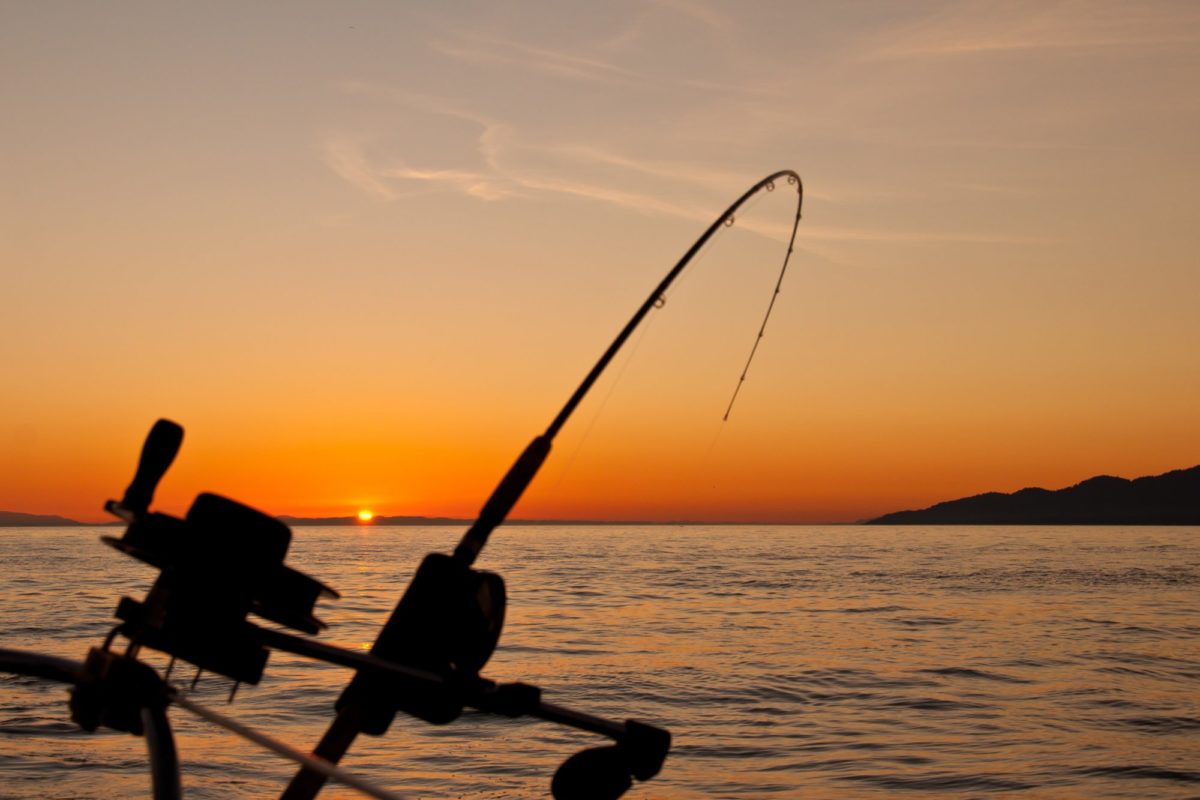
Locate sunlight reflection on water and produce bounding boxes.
[1,525,1198,798]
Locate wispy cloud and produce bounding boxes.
[801,225,1053,246]
[338,82,495,128]
[866,0,1200,59]
[648,0,733,34]
[430,32,639,84]
[323,81,1037,253]
[323,132,398,201]
[431,28,775,99]
[328,134,717,221]
[511,172,711,220]
[381,163,517,201]
[729,213,1051,247]
[596,0,744,67]
[323,82,735,221]
[545,144,751,191]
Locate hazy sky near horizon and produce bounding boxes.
[3,1,1198,522]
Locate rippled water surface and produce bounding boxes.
[1,525,1198,798]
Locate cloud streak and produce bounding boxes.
[431,27,776,99]
[865,0,1200,60]
[381,163,517,201]
[323,82,733,221]
[323,133,399,201]
[324,129,1045,251]
[430,32,640,85]
[324,74,1059,255]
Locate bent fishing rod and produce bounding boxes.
[0,170,802,800]
[284,169,803,799]
[452,169,803,566]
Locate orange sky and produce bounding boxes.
[3,2,1198,523]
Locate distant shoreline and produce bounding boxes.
[6,463,1197,528]
[868,465,1199,525]
[2,517,1197,528]
[0,511,829,527]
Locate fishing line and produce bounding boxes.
[550,187,789,501]
[454,170,802,566]
[700,414,728,469]
[721,179,797,421]
[684,191,776,477]
[172,692,407,800]
[545,307,659,497]
[545,205,751,497]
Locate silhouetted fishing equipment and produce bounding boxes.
[0,170,802,799]
[287,169,802,799]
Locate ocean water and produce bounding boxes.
[1,525,1197,799]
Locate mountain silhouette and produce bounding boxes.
[869,465,1200,524]
[0,510,84,526]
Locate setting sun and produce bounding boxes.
[356,510,374,522]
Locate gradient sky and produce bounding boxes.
[3,1,1198,523]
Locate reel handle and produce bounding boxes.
[116,419,184,515]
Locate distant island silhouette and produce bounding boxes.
[869,465,1200,525]
[0,510,87,526]
[0,510,687,527]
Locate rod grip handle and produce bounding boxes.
[120,419,184,514]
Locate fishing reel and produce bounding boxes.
[329,441,553,732]
[334,550,506,730]
[101,419,337,685]
[104,421,508,716]
[91,420,662,800]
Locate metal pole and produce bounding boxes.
[141,705,182,800]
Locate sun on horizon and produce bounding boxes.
[356,509,374,523]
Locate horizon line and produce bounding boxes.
[0,509,865,527]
